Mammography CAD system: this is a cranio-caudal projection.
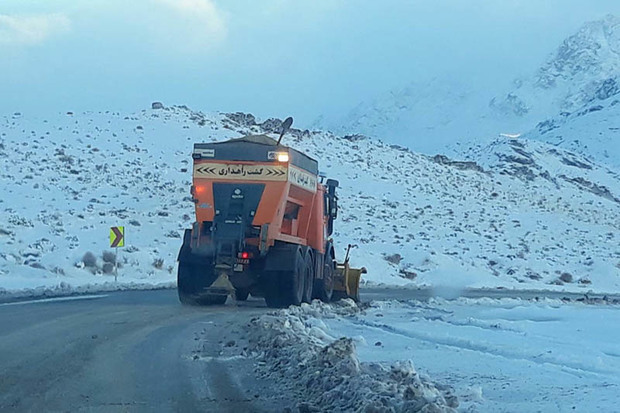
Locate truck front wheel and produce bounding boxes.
[314,248,334,302]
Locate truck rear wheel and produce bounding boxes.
[235,288,250,301]
[177,246,222,306]
[302,251,314,304]
[178,230,202,305]
[197,294,227,305]
[178,262,201,305]
[264,245,305,308]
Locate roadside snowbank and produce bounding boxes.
[324,298,620,412]
[0,279,175,301]
[247,299,458,413]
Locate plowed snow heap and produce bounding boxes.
[177,117,364,307]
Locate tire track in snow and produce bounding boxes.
[346,316,617,378]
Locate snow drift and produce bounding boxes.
[246,299,458,413]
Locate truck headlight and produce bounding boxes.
[277,153,289,162]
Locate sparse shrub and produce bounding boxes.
[8,215,34,227]
[82,251,97,268]
[559,272,573,283]
[102,251,116,264]
[152,258,164,269]
[102,262,114,274]
[52,267,65,276]
[384,253,403,265]
[57,155,74,164]
[525,271,542,280]
[165,230,181,239]
[399,269,417,280]
[0,228,13,236]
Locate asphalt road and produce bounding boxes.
[1,286,617,412]
[0,290,288,413]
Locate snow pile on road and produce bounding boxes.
[247,299,458,413]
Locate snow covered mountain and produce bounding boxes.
[1,106,618,297]
[313,79,492,154]
[321,14,620,167]
[521,87,620,169]
[494,14,620,120]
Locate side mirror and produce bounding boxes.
[326,178,339,188]
[324,180,339,236]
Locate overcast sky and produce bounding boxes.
[2,0,620,126]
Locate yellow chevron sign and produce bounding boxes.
[110,226,125,248]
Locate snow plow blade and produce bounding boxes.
[333,261,365,302]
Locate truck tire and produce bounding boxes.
[197,294,227,305]
[331,290,347,302]
[178,230,201,305]
[264,245,305,308]
[332,284,360,302]
[177,254,221,305]
[235,288,250,301]
[302,251,314,304]
[314,247,334,302]
[178,262,201,305]
[263,271,283,308]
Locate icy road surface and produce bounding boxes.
[0,289,291,412]
[325,297,620,412]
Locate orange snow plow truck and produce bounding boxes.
[177,118,364,307]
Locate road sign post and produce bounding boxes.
[110,226,125,282]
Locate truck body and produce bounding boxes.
[177,128,361,307]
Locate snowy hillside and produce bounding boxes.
[313,79,494,154]
[1,106,618,297]
[522,90,620,169]
[462,136,620,203]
